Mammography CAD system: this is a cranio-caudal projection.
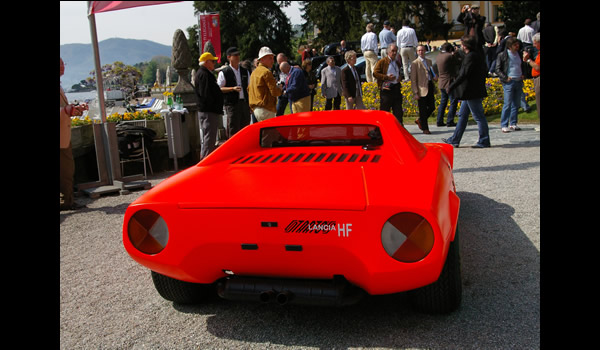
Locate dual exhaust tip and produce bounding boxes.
[259,290,293,305]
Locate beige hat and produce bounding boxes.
[199,52,218,62]
[258,46,274,60]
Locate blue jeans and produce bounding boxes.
[445,98,490,147]
[500,79,523,128]
[436,88,458,124]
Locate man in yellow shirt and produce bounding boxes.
[248,46,283,121]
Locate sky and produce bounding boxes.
[60,1,304,46]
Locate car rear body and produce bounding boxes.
[123,110,459,297]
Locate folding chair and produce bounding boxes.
[118,120,154,178]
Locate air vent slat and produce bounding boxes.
[304,153,316,162]
[292,153,305,162]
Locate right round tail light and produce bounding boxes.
[381,212,434,263]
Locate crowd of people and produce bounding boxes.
[60,8,540,210]
[193,6,539,157]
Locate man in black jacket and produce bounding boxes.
[194,52,224,159]
[443,35,490,148]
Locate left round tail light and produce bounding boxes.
[127,209,169,254]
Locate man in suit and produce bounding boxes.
[341,50,365,110]
[373,43,403,124]
[320,56,343,110]
[411,45,437,134]
[435,43,459,127]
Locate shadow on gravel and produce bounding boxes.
[169,191,540,349]
[454,161,540,173]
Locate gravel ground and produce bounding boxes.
[60,123,540,349]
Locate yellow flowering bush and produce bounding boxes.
[106,109,163,122]
[312,78,536,118]
[71,110,163,126]
[70,115,98,127]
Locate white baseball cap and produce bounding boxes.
[258,46,275,60]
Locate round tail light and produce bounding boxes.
[381,212,434,262]
[128,209,169,254]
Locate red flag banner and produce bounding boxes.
[199,13,221,63]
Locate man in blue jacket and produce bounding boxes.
[280,62,311,113]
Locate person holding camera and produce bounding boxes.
[457,4,486,54]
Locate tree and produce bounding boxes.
[193,1,293,62]
[88,61,142,98]
[300,1,363,47]
[498,1,540,33]
[301,1,451,49]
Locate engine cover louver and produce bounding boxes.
[231,152,381,164]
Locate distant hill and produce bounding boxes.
[60,38,172,89]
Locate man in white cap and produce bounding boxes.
[194,52,223,159]
[248,46,283,121]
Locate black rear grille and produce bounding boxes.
[231,152,381,164]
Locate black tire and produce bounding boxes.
[151,271,212,304]
[409,228,462,314]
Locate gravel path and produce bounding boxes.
[60,123,540,349]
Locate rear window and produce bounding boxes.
[260,124,383,148]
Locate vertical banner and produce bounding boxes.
[199,13,221,63]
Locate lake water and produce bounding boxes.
[65,91,98,103]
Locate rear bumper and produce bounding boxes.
[124,205,454,295]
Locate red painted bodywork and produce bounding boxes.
[123,110,460,295]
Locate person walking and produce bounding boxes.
[495,36,527,133]
[373,43,403,124]
[361,23,379,83]
[411,45,437,134]
[194,52,224,159]
[435,43,459,127]
[248,46,283,121]
[442,36,490,148]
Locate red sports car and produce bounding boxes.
[123,110,462,313]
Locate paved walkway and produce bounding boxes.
[406,122,540,147]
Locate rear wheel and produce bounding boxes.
[409,228,462,314]
[151,271,213,304]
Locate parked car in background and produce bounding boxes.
[313,41,362,81]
